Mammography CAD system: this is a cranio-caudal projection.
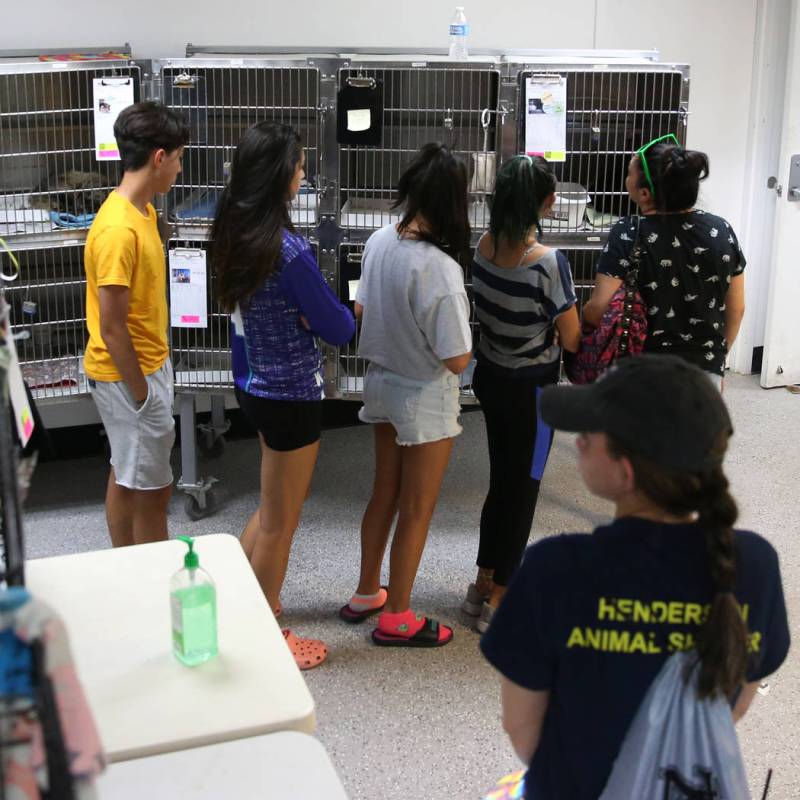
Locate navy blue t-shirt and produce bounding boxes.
[480,517,790,800]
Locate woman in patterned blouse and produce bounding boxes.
[582,138,746,387]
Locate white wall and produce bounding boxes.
[595,0,758,243]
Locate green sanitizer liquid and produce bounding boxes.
[171,536,218,666]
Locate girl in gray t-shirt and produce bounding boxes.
[338,144,472,649]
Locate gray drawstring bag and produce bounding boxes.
[600,651,750,799]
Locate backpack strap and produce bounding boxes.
[619,216,643,356]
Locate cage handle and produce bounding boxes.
[528,72,564,85]
[346,77,376,90]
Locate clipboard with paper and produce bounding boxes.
[169,249,208,328]
[525,74,568,162]
[93,77,135,161]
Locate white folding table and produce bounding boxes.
[96,732,349,798]
[25,534,315,762]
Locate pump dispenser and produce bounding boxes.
[170,536,218,666]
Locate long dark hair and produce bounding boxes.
[488,155,556,255]
[635,143,709,212]
[394,143,470,258]
[211,121,302,311]
[608,433,749,700]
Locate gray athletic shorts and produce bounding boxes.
[89,360,175,490]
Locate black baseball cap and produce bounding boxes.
[539,355,733,471]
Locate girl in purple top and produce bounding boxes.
[211,121,354,669]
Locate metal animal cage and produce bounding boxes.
[158,59,322,240]
[4,243,89,400]
[0,50,141,403]
[337,63,501,233]
[334,241,480,401]
[513,64,688,233]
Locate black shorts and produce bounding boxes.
[235,388,322,451]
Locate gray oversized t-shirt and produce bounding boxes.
[355,224,472,380]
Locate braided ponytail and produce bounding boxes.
[608,433,750,699]
[695,467,749,698]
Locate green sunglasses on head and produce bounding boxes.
[636,133,680,196]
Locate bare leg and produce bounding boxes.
[240,510,260,559]
[355,424,402,596]
[106,468,135,547]
[132,484,172,544]
[247,436,320,612]
[385,437,454,613]
[475,567,495,597]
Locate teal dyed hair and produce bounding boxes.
[488,155,556,254]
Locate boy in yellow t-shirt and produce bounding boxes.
[84,101,189,547]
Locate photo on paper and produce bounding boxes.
[528,98,545,114]
[172,267,192,284]
[98,99,112,113]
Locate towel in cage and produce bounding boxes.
[1,589,105,799]
[49,211,96,230]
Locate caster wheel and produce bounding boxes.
[184,490,217,521]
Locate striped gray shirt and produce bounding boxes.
[472,246,576,379]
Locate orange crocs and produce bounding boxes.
[282,629,328,670]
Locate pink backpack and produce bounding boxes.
[565,222,648,384]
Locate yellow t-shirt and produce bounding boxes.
[84,191,168,381]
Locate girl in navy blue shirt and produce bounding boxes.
[481,355,789,799]
[211,121,354,670]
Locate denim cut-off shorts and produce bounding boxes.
[358,363,462,446]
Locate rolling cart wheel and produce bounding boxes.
[197,429,226,459]
[184,490,217,521]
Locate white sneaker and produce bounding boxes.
[461,583,488,616]
[475,601,495,634]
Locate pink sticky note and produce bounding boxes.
[181,315,201,323]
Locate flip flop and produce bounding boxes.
[371,617,453,648]
[282,629,328,670]
[338,586,388,624]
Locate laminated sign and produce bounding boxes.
[525,75,567,162]
[169,249,208,328]
[93,77,134,160]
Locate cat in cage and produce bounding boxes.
[29,169,108,217]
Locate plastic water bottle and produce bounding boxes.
[449,7,470,60]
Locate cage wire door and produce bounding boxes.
[333,62,500,400]
[159,59,322,395]
[0,56,142,402]
[516,65,688,233]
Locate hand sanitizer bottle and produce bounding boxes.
[171,536,218,666]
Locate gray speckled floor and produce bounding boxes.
[23,374,800,800]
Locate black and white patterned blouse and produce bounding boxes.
[595,211,746,375]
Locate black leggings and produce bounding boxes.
[472,362,555,586]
